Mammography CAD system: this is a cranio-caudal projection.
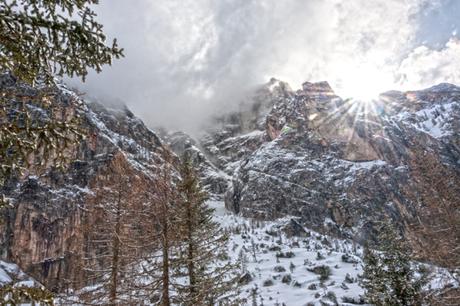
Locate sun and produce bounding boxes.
[334,63,395,102]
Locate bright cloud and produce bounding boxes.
[398,38,460,89]
[70,0,460,132]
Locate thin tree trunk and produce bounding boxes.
[109,187,123,305]
[161,202,171,306]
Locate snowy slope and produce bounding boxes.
[210,200,459,306]
[57,201,366,306]
[210,201,366,305]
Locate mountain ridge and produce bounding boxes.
[171,78,460,263]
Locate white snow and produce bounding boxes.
[391,101,459,139]
[0,266,12,285]
[239,130,265,138]
[0,260,38,287]
[347,160,386,171]
[208,200,458,305]
[209,201,366,305]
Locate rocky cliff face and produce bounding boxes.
[0,75,175,291]
[186,79,460,253]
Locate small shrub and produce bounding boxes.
[276,251,295,258]
[321,237,331,247]
[269,245,281,252]
[324,291,337,304]
[281,274,292,284]
[344,273,354,284]
[293,281,302,288]
[238,272,253,285]
[341,253,359,264]
[341,296,366,304]
[289,262,296,272]
[263,279,274,287]
[308,265,331,282]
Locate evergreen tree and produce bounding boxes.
[1,0,123,209]
[0,0,123,84]
[0,285,53,305]
[361,220,422,306]
[174,159,240,305]
[361,245,386,303]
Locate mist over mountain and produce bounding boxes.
[69,0,460,133]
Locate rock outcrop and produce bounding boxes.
[0,75,175,291]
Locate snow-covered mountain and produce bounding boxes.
[1,73,459,304]
[165,78,460,304]
[169,78,460,251]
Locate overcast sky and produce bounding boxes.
[69,0,460,132]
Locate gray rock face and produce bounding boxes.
[193,80,460,245]
[199,78,292,173]
[165,78,293,198]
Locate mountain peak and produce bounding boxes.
[422,82,460,93]
[301,81,336,97]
